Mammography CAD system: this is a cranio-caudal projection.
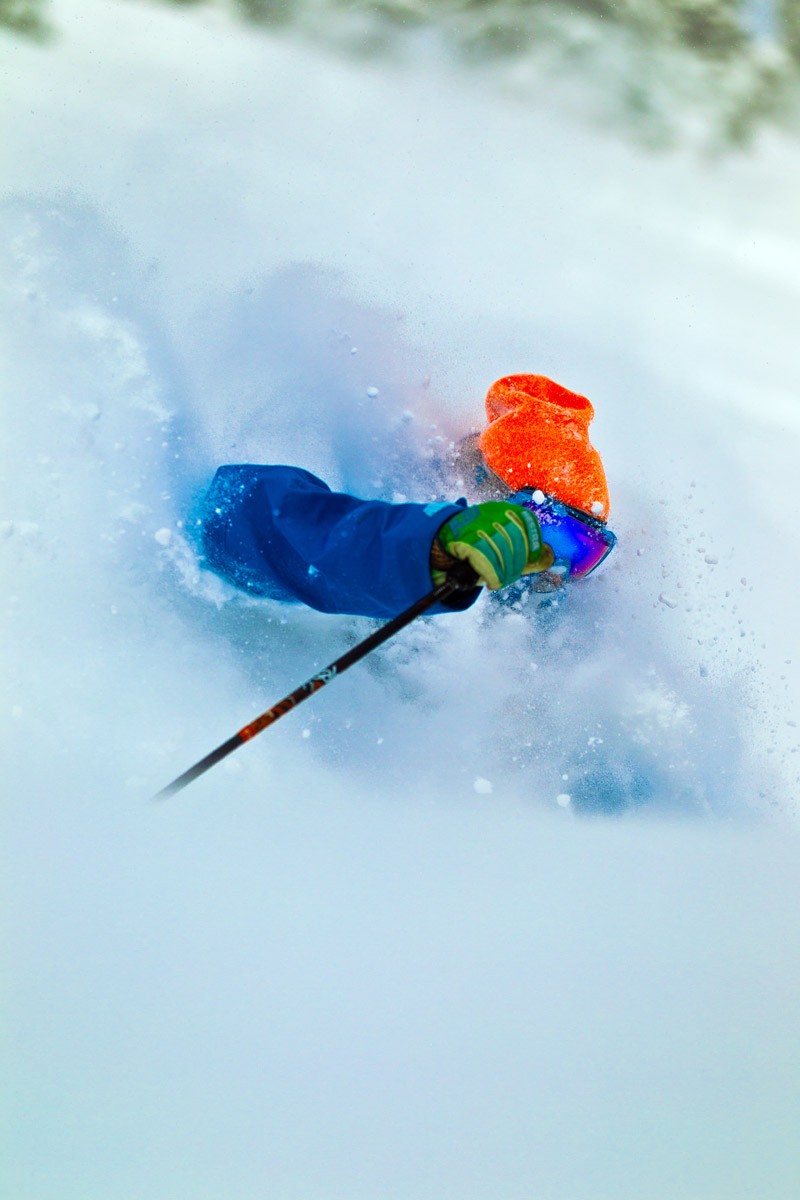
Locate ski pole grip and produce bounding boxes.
[448,560,481,590]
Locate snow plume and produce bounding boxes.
[166,270,775,819]
[178,262,462,503]
[1,194,769,816]
[0,199,179,593]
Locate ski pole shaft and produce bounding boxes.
[153,573,472,801]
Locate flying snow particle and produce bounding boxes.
[658,593,679,609]
[556,793,572,808]
[367,386,380,398]
[154,528,172,546]
[474,777,493,795]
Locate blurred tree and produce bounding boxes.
[233,0,298,24]
[656,0,748,57]
[420,0,750,58]
[778,0,800,62]
[0,0,50,38]
[157,0,299,25]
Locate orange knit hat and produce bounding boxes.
[478,374,610,520]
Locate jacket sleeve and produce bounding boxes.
[198,464,481,619]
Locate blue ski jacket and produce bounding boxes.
[199,464,481,619]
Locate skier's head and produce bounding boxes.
[478,374,610,521]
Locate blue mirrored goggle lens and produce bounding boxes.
[520,496,616,580]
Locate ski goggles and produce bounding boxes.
[515,489,617,589]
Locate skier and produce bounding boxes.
[199,374,616,616]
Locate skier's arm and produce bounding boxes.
[198,464,480,619]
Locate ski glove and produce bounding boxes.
[432,502,554,591]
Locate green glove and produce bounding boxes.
[432,502,553,591]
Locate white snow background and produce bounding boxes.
[2,1,800,1197]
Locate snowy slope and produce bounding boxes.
[2,2,800,1198]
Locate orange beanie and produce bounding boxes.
[478,374,610,521]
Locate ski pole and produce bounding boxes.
[153,567,477,801]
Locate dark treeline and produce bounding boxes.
[4,0,799,147]
[4,1,798,63]
[167,0,799,65]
